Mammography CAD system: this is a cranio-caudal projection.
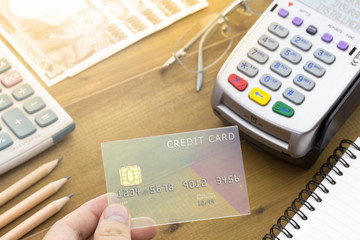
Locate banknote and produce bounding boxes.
[0,0,208,86]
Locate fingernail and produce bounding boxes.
[104,204,129,224]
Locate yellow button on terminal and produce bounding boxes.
[249,87,271,106]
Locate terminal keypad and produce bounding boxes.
[227,5,348,118]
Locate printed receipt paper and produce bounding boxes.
[101,126,250,228]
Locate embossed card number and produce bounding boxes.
[102,126,250,228]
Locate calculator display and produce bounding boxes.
[298,0,360,31]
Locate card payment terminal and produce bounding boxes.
[211,0,360,167]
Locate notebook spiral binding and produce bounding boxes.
[263,139,360,240]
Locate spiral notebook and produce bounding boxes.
[264,137,360,240]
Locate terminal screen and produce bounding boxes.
[298,0,360,31]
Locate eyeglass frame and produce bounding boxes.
[160,0,261,92]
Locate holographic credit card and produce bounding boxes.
[101,126,250,228]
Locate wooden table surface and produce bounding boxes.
[1,0,360,239]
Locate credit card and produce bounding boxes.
[101,126,250,228]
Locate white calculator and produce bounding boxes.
[0,40,75,174]
[211,0,360,167]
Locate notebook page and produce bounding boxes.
[277,137,360,240]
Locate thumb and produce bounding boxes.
[94,204,131,240]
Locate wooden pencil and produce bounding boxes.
[0,194,73,240]
[0,158,63,207]
[0,176,70,229]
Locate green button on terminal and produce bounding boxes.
[273,101,294,117]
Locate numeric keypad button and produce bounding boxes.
[291,35,312,51]
[293,74,315,91]
[260,74,281,91]
[303,61,325,77]
[281,48,302,64]
[247,48,269,64]
[314,48,335,64]
[268,22,289,38]
[258,35,279,51]
[270,60,292,77]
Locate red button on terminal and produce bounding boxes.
[228,74,248,91]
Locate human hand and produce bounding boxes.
[44,194,157,240]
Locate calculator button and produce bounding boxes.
[228,74,247,91]
[35,109,58,127]
[259,74,281,91]
[303,61,325,77]
[0,132,13,150]
[337,41,349,51]
[283,87,305,105]
[278,8,289,18]
[2,108,36,139]
[258,35,279,51]
[292,17,303,26]
[12,83,34,101]
[237,60,258,77]
[268,22,289,38]
[0,94,13,111]
[291,35,312,51]
[0,58,11,74]
[24,96,46,114]
[247,47,269,64]
[1,70,22,88]
[273,101,294,117]
[293,74,315,91]
[314,48,336,64]
[280,48,302,64]
[270,60,292,77]
[249,87,271,106]
[306,25,317,35]
[321,33,333,43]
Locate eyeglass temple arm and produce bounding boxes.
[160,0,247,72]
[160,16,221,72]
[196,0,247,91]
[196,18,220,91]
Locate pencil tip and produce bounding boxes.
[66,176,71,180]
[68,194,74,199]
[58,157,63,163]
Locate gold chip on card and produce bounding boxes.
[119,165,142,186]
[103,126,249,229]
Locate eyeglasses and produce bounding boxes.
[160,0,268,92]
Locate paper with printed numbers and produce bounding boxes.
[101,126,250,228]
[0,0,208,86]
